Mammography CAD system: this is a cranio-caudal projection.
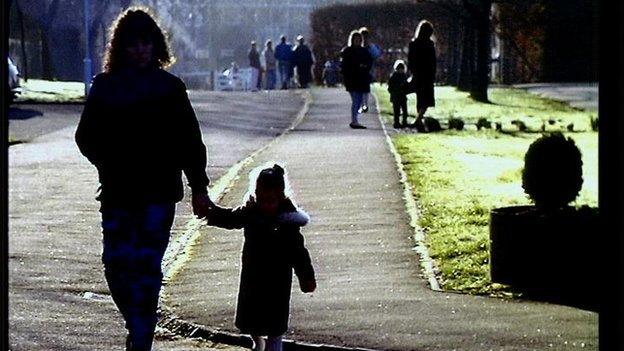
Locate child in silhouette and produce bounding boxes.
[206,163,316,351]
[387,60,409,128]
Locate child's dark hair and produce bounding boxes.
[257,164,285,192]
[245,162,294,202]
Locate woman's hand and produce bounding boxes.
[300,279,317,293]
[192,193,214,219]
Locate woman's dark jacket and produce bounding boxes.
[208,198,315,336]
[407,37,436,107]
[292,44,314,85]
[249,48,261,69]
[75,67,210,208]
[387,71,409,103]
[292,44,314,69]
[340,46,373,93]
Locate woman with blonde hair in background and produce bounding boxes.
[407,20,437,131]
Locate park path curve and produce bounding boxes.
[513,83,598,111]
[165,87,597,351]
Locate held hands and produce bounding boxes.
[192,193,214,219]
[299,278,317,293]
[245,195,257,208]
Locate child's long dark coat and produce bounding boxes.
[208,198,315,336]
[387,71,409,104]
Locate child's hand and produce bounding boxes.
[245,196,256,208]
[300,279,316,293]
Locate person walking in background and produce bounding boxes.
[75,7,213,351]
[206,164,316,351]
[321,56,340,87]
[387,59,409,129]
[340,30,373,129]
[408,20,437,131]
[274,35,293,90]
[358,27,383,114]
[292,35,315,88]
[263,39,277,90]
[249,41,262,91]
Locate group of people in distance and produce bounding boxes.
[341,21,437,130]
[248,34,315,91]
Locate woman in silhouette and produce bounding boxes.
[340,30,373,129]
[408,20,437,131]
[75,7,213,350]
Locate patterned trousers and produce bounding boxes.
[101,203,176,351]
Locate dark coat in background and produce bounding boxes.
[75,67,209,209]
[249,48,262,69]
[387,71,409,104]
[407,37,436,109]
[340,46,373,93]
[292,44,315,87]
[208,198,315,336]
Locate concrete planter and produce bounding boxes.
[489,205,599,310]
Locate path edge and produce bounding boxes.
[158,313,381,351]
[371,92,442,292]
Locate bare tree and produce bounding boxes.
[462,0,491,102]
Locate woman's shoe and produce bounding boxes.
[349,122,367,129]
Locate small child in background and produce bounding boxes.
[206,163,316,351]
[387,59,409,129]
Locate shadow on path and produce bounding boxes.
[8,107,44,120]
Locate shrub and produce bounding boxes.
[476,118,491,130]
[521,132,583,210]
[448,118,464,130]
[590,116,599,131]
[424,117,442,132]
[511,119,527,132]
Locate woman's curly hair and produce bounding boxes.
[103,7,175,73]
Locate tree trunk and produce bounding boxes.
[449,15,461,86]
[16,0,28,80]
[457,20,474,91]
[40,0,60,80]
[40,28,53,80]
[470,1,491,103]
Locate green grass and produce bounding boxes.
[8,135,23,146]
[374,84,598,295]
[15,79,85,103]
[375,84,597,132]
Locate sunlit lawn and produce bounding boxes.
[374,84,598,295]
[8,135,22,146]
[15,79,85,103]
[375,84,597,132]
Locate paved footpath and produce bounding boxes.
[166,88,597,351]
[513,83,598,112]
[8,90,304,351]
